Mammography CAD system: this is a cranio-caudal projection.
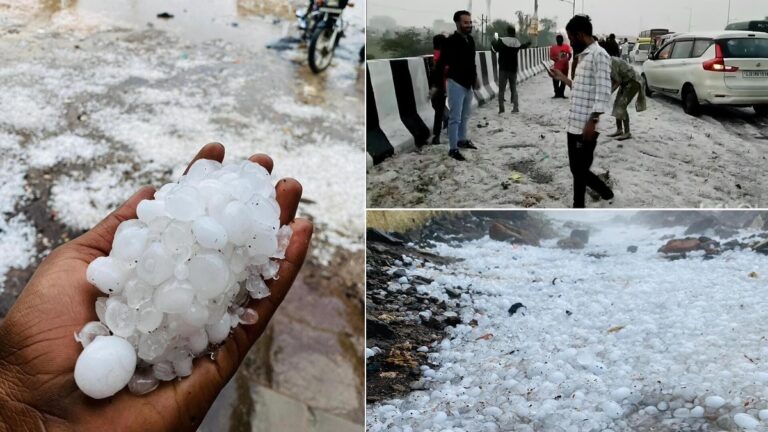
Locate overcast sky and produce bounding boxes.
[368,0,767,35]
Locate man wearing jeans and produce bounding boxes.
[548,15,614,208]
[492,26,530,113]
[431,10,479,162]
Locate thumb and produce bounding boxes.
[70,186,156,259]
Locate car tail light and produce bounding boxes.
[703,44,739,72]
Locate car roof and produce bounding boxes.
[669,31,768,40]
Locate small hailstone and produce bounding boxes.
[705,396,726,409]
[75,159,291,398]
[733,413,760,429]
[74,321,110,348]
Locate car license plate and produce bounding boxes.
[743,71,768,78]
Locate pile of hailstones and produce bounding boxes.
[74,159,292,399]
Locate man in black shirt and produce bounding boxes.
[492,25,530,113]
[431,10,479,162]
[604,33,620,57]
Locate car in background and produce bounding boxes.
[630,39,652,63]
[642,31,768,116]
[726,20,768,33]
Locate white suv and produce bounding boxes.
[642,31,768,116]
[630,42,651,63]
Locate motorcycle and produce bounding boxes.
[301,0,352,74]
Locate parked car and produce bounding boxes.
[630,41,652,63]
[725,20,768,33]
[642,31,768,116]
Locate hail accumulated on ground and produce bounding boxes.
[367,221,768,432]
[73,159,291,399]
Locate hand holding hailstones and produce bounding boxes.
[75,158,292,399]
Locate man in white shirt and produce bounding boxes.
[548,15,614,208]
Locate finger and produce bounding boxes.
[159,219,313,420]
[248,154,273,174]
[242,218,313,344]
[70,187,156,258]
[275,178,302,226]
[183,142,225,175]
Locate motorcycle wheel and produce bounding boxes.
[308,26,336,73]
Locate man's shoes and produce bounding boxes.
[616,132,632,141]
[458,140,477,149]
[499,108,505,114]
[448,149,466,161]
[512,107,520,113]
[431,136,441,145]
[607,130,624,138]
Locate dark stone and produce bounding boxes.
[393,269,407,278]
[445,287,462,299]
[443,312,461,326]
[565,310,572,316]
[156,12,175,19]
[367,318,396,339]
[627,245,638,253]
[411,275,434,285]
[557,237,585,250]
[367,228,405,245]
[570,229,590,244]
[508,302,526,316]
[684,216,719,235]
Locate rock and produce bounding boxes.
[684,216,719,235]
[156,12,174,19]
[445,287,462,299]
[658,238,701,254]
[754,238,768,254]
[586,252,608,259]
[443,311,461,326]
[411,275,434,285]
[489,221,537,245]
[367,229,405,245]
[392,269,407,278]
[508,302,526,316]
[367,318,396,339]
[557,237,585,250]
[715,226,739,239]
[627,246,638,253]
[571,229,590,244]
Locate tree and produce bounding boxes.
[378,28,435,58]
[538,18,558,46]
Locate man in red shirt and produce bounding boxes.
[549,35,572,98]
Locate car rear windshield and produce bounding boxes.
[718,38,768,58]
[639,44,651,50]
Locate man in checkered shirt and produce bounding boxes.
[549,15,615,208]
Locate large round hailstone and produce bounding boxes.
[74,336,137,399]
[75,159,292,399]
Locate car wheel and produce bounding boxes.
[754,104,768,116]
[682,85,700,117]
[643,75,653,97]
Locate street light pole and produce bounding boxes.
[727,0,731,25]
[687,8,692,31]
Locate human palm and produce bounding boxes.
[0,143,313,431]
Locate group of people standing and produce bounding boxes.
[429,12,646,208]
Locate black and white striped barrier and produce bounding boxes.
[367,47,552,168]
